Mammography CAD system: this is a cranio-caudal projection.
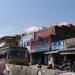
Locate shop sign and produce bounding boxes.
[51,40,64,50]
[36,45,49,52]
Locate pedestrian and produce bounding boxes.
[47,60,53,69]
[37,58,42,68]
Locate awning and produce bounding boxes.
[60,47,75,55]
[60,49,75,55]
[59,47,75,51]
[45,50,59,54]
[60,51,75,55]
[45,48,75,55]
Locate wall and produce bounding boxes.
[64,37,75,48]
[19,32,34,53]
[34,27,55,39]
[0,36,20,48]
[31,37,51,53]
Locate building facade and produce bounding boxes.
[19,32,34,53]
[45,23,75,69]
[31,23,75,65]
[0,35,21,57]
[31,27,56,64]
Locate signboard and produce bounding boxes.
[35,28,55,39]
[36,45,50,52]
[51,40,64,50]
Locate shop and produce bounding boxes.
[45,40,65,68]
[60,48,75,65]
[31,45,50,65]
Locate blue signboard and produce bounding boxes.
[51,40,64,50]
[35,45,49,52]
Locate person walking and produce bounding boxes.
[47,60,53,69]
[37,58,42,68]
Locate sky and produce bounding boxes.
[0,0,75,37]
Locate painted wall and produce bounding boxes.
[35,27,55,39]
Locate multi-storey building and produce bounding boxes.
[0,35,21,58]
[19,27,44,64]
[31,27,55,64]
[45,23,75,69]
[19,32,35,52]
[31,23,75,65]
[19,27,44,52]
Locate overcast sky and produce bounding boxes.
[0,0,75,37]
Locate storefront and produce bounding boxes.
[45,40,65,68]
[58,48,75,71]
[31,45,50,65]
[60,48,75,62]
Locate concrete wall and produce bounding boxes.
[5,64,57,75]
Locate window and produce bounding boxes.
[27,41,30,46]
[24,42,26,47]
[21,43,23,47]
[43,38,48,45]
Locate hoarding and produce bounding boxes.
[35,45,50,52]
[51,40,64,50]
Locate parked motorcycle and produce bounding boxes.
[55,61,72,72]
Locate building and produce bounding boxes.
[45,23,75,68]
[31,23,75,65]
[0,35,21,58]
[31,27,55,64]
[18,27,44,52]
[19,32,35,52]
[19,27,44,64]
[46,37,75,70]
[60,37,75,62]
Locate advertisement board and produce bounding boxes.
[51,40,64,50]
[36,45,50,52]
